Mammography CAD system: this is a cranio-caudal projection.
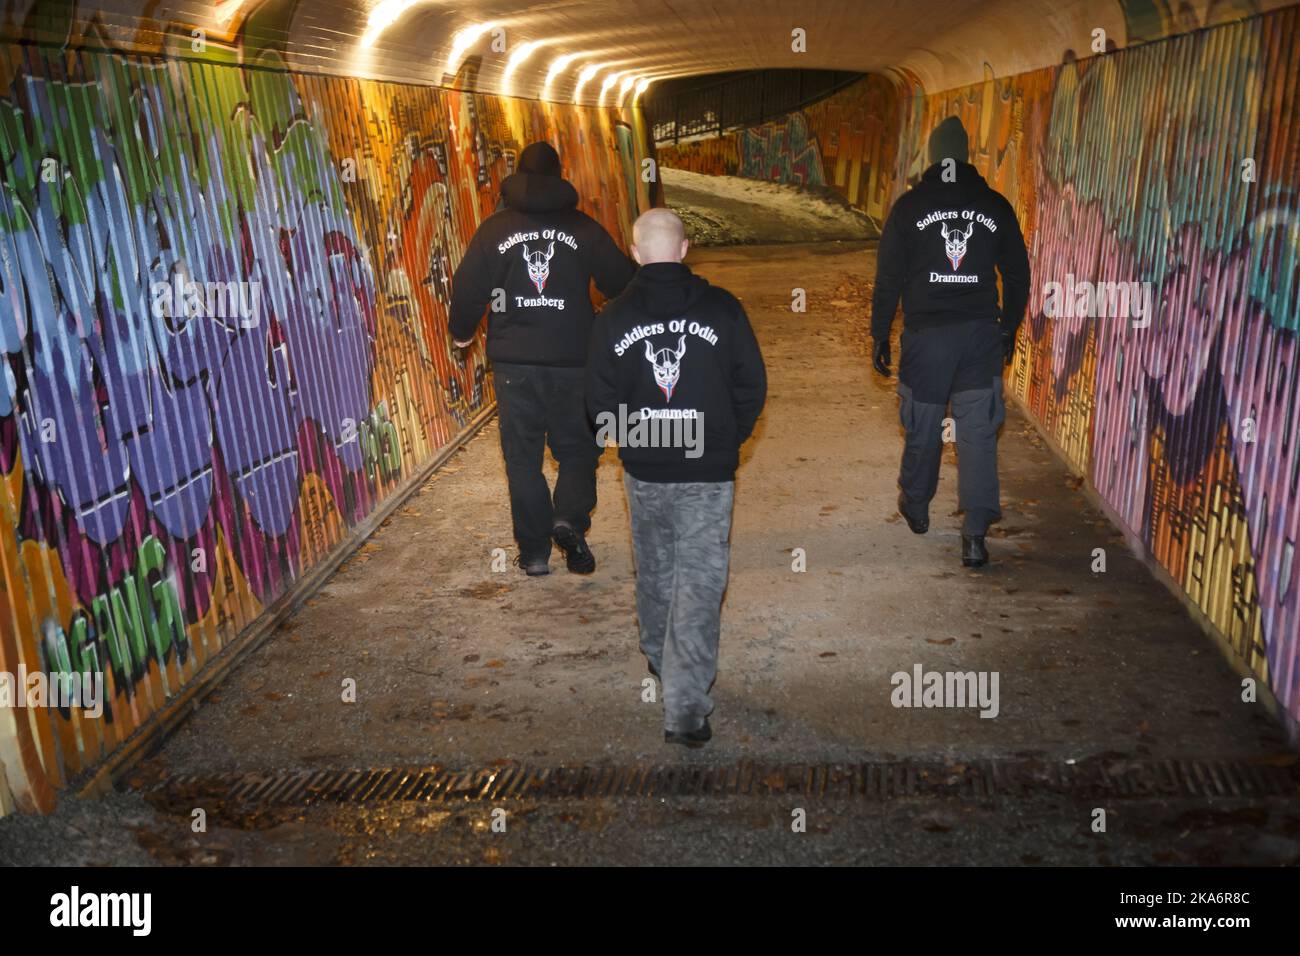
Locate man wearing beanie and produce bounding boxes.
[450,142,635,576]
[870,116,1030,568]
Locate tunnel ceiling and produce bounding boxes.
[3,0,1294,100]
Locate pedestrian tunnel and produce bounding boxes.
[0,0,1297,816]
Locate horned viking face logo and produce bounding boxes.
[644,335,686,402]
[940,221,974,270]
[522,241,555,292]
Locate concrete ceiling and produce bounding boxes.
[2,0,1291,99]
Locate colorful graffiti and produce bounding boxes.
[0,33,648,810]
[657,74,904,222]
[737,113,825,186]
[654,135,741,178]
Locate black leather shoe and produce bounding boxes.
[898,494,929,534]
[665,718,711,749]
[514,553,550,576]
[552,522,596,574]
[962,535,989,568]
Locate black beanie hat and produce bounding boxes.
[928,116,969,165]
[518,141,562,177]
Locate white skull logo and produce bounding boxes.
[940,221,974,271]
[522,241,555,292]
[644,335,687,402]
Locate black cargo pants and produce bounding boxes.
[896,320,1006,536]
[493,362,601,560]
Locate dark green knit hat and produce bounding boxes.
[928,116,969,165]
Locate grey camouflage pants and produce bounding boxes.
[624,475,735,733]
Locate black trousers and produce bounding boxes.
[493,362,600,559]
[896,320,1006,535]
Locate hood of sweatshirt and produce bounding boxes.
[920,160,988,187]
[500,171,579,213]
[625,261,712,319]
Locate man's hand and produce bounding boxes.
[1000,328,1016,366]
[452,339,473,371]
[872,338,892,377]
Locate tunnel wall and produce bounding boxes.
[655,73,905,225]
[0,43,650,813]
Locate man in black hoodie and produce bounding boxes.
[871,117,1030,568]
[449,142,635,576]
[587,208,766,748]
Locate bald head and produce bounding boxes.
[632,208,689,265]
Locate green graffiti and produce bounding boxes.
[42,535,189,712]
[360,401,402,483]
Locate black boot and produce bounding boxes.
[552,522,596,574]
[514,553,550,577]
[665,718,711,749]
[961,534,989,568]
[898,493,929,534]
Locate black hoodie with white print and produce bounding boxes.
[448,156,635,367]
[587,262,767,483]
[870,161,1030,342]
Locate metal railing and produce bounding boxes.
[645,69,864,145]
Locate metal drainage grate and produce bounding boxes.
[133,758,1300,806]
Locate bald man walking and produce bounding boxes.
[587,209,767,748]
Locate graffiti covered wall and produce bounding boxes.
[656,74,904,223]
[0,37,648,811]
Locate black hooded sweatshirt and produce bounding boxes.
[871,161,1030,342]
[587,262,767,483]
[448,165,635,367]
